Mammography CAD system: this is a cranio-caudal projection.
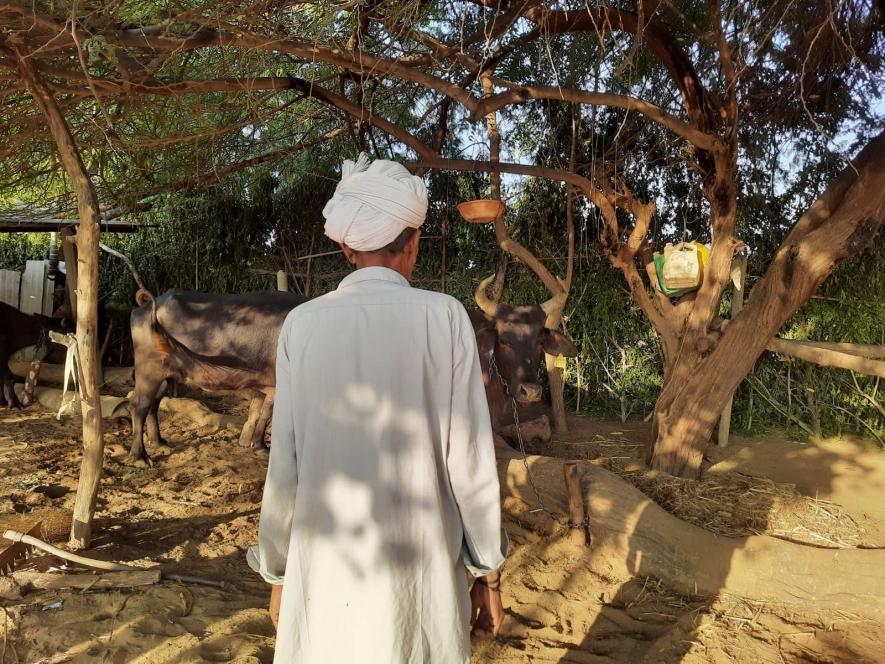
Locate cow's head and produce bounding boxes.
[472,275,578,406]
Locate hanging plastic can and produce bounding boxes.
[653,241,709,297]
[663,242,700,290]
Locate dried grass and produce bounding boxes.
[563,435,863,547]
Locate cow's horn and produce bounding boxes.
[541,291,567,317]
[474,274,499,317]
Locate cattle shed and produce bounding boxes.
[0,213,151,317]
[0,214,147,234]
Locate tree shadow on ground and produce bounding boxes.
[533,414,885,663]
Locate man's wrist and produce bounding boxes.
[474,572,501,591]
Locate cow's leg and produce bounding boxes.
[0,348,22,409]
[145,380,171,448]
[238,392,265,448]
[1,376,15,408]
[251,391,274,452]
[0,347,6,406]
[129,373,167,464]
[0,364,9,407]
[1,372,22,409]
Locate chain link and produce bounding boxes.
[488,351,589,530]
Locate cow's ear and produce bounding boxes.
[540,329,578,357]
[475,328,497,355]
[468,310,496,353]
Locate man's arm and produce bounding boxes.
[447,305,508,638]
[247,320,299,596]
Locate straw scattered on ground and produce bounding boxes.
[543,427,865,548]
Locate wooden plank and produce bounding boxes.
[12,569,161,590]
[0,269,21,308]
[20,260,47,315]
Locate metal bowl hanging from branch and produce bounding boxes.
[457,199,504,223]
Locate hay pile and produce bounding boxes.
[617,466,862,547]
[557,434,863,548]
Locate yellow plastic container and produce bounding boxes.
[654,242,710,297]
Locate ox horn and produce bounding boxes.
[541,291,568,318]
[474,274,500,317]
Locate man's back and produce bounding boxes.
[251,266,505,663]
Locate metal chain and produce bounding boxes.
[488,351,589,530]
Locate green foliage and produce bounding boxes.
[0,233,49,269]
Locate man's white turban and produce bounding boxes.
[323,153,428,251]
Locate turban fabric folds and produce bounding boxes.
[323,154,428,251]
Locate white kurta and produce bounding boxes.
[248,266,507,664]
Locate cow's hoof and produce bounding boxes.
[127,452,153,468]
[253,445,270,457]
[157,437,172,448]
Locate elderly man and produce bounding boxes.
[248,154,508,663]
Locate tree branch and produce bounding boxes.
[104,125,352,218]
[474,86,721,152]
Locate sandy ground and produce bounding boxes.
[1,399,884,664]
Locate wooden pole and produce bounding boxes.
[767,338,885,378]
[718,255,746,448]
[562,461,587,546]
[772,340,885,360]
[60,228,78,320]
[6,37,105,549]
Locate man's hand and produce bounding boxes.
[470,572,504,643]
[269,584,283,630]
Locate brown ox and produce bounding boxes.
[469,275,578,442]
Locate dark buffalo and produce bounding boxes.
[0,301,66,408]
[129,276,575,463]
[129,289,307,463]
[469,275,578,436]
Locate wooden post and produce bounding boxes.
[7,37,105,549]
[718,255,746,448]
[60,228,78,320]
[276,270,288,292]
[563,461,587,546]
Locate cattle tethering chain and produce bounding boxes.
[487,350,590,532]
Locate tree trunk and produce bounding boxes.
[7,38,106,548]
[649,132,885,477]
